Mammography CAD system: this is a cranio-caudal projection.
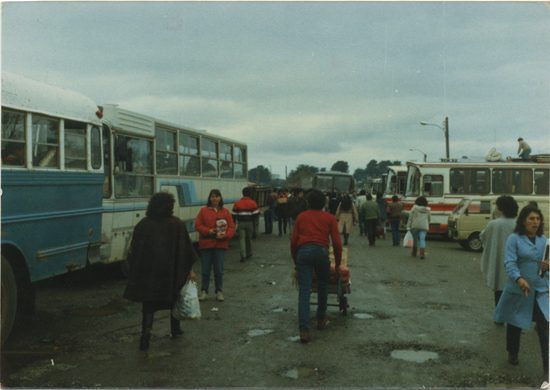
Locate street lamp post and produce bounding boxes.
[409,149,427,162]
[420,117,449,159]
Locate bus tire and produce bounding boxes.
[1,256,17,346]
[466,234,483,252]
[114,259,130,279]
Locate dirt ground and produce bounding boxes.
[1,221,548,389]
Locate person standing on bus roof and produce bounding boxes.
[480,196,518,315]
[232,187,259,262]
[123,192,199,351]
[518,138,532,160]
[195,189,235,302]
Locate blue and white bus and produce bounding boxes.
[98,104,249,275]
[1,72,104,344]
[1,74,251,345]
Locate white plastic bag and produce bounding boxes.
[403,230,413,248]
[172,280,201,320]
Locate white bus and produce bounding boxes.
[99,104,248,275]
[383,165,407,200]
[400,160,550,234]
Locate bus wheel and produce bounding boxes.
[1,256,17,346]
[113,259,130,279]
[466,234,483,252]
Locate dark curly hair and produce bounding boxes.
[514,205,544,237]
[415,196,428,207]
[146,192,175,219]
[340,194,352,212]
[496,196,518,218]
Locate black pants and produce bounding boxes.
[278,214,288,235]
[494,290,503,307]
[506,298,549,367]
[365,219,378,245]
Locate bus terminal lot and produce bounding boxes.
[1,228,546,388]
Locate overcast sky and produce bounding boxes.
[2,1,549,178]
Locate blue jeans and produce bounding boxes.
[358,212,365,234]
[390,217,401,245]
[264,208,274,233]
[411,229,427,249]
[519,148,531,159]
[200,248,226,293]
[296,245,331,332]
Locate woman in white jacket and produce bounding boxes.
[406,196,431,259]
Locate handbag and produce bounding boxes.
[403,230,414,248]
[172,279,201,320]
[375,224,384,237]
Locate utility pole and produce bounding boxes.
[445,117,450,159]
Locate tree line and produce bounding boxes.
[248,160,401,187]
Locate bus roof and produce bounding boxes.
[405,161,550,169]
[387,165,407,173]
[316,171,353,176]
[2,72,101,125]
[99,104,247,146]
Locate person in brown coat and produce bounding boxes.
[123,192,199,350]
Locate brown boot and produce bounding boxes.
[317,317,328,330]
[300,331,311,343]
[420,248,425,259]
[411,247,417,257]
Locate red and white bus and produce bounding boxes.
[399,160,550,234]
[383,165,407,201]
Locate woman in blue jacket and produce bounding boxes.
[493,205,548,381]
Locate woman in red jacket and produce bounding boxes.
[195,189,235,302]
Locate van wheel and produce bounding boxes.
[1,256,17,346]
[467,234,483,252]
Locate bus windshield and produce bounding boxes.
[406,165,421,197]
[334,175,352,192]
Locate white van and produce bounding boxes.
[447,196,549,252]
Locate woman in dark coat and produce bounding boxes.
[123,192,200,350]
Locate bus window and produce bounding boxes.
[156,128,177,175]
[423,175,443,197]
[114,135,153,197]
[91,126,102,170]
[179,133,200,176]
[492,169,533,195]
[1,110,26,167]
[201,139,219,177]
[467,200,491,214]
[535,169,549,195]
[450,168,489,194]
[234,147,247,179]
[220,143,233,178]
[406,166,420,197]
[334,176,352,193]
[32,115,59,168]
[64,120,87,170]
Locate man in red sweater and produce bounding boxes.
[291,189,342,343]
[232,187,259,262]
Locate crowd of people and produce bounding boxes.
[121,186,548,387]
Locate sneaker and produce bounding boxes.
[216,291,224,301]
[541,381,549,390]
[198,290,208,301]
